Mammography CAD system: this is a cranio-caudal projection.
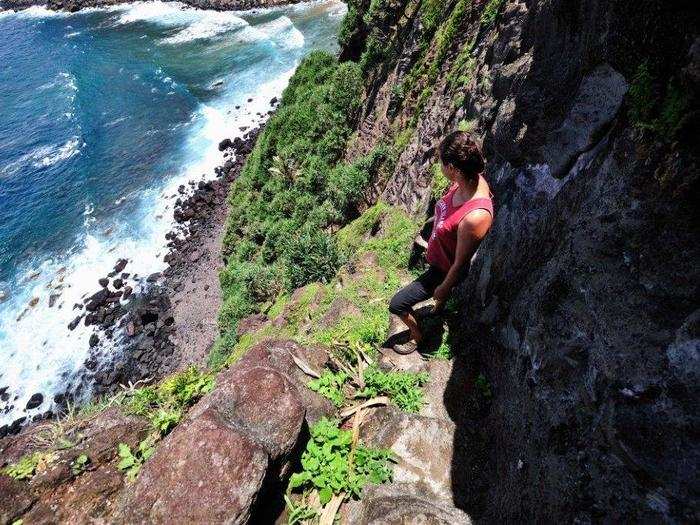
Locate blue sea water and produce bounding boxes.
[0,0,345,426]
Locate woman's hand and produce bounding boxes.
[433,283,450,305]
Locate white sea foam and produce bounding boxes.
[160,12,248,44]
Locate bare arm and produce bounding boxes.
[433,209,492,305]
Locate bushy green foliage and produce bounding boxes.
[338,1,363,49]
[117,437,156,481]
[284,230,343,290]
[337,202,418,270]
[308,370,349,407]
[430,329,454,360]
[126,367,214,436]
[288,418,394,504]
[481,0,506,26]
[358,366,429,412]
[3,451,56,480]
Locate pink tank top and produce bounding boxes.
[426,184,494,273]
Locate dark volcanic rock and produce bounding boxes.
[25,393,43,410]
[89,333,99,348]
[98,278,109,288]
[218,138,233,151]
[113,258,128,273]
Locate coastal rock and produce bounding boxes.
[122,286,133,300]
[218,138,233,151]
[68,315,82,330]
[25,392,43,410]
[113,259,128,273]
[89,333,99,347]
[85,289,109,312]
[98,277,109,288]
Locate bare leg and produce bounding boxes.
[400,312,422,343]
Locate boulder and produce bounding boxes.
[117,410,269,524]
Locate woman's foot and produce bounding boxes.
[393,340,418,355]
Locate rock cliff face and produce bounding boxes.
[343,0,699,521]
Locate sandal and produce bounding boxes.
[393,340,418,355]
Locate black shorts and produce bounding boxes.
[388,266,446,316]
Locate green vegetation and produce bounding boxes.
[481,0,506,26]
[358,366,429,412]
[628,62,690,136]
[3,451,56,481]
[70,454,89,476]
[126,366,214,437]
[431,162,450,200]
[475,373,492,400]
[430,329,454,360]
[117,437,156,482]
[308,370,349,407]
[288,418,394,505]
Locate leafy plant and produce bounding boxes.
[308,370,349,407]
[283,230,343,290]
[358,366,429,412]
[288,418,393,504]
[284,495,317,525]
[117,437,156,481]
[150,408,182,436]
[70,453,89,475]
[3,451,56,480]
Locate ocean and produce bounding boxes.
[0,0,345,427]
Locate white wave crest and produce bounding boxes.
[161,12,248,44]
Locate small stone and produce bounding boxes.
[98,278,109,288]
[89,333,99,347]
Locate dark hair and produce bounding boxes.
[438,131,484,183]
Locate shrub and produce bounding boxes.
[283,230,343,289]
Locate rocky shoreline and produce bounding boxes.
[0,117,270,438]
[0,0,300,14]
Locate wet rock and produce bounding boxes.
[146,273,161,283]
[98,277,109,288]
[114,259,128,273]
[122,286,133,300]
[89,333,99,348]
[26,393,43,410]
[218,138,233,151]
[29,297,39,307]
[48,293,61,307]
[0,290,7,303]
[68,315,82,331]
[85,289,109,312]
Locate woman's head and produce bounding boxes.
[438,131,484,185]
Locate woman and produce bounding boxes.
[388,131,494,355]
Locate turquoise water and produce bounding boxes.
[0,0,344,426]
